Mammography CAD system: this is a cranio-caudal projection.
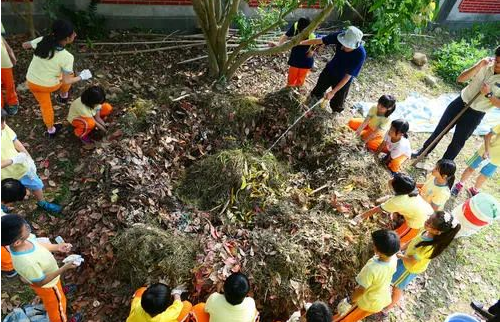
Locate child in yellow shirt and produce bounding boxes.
[383,211,461,314]
[333,229,400,322]
[126,283,192,322]
[452,124,500,197]
[355,173,433,244]
[418,159,456,211]
[348,94,396,152]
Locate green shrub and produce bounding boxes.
[458,22,500,50]
[433,38,489,84]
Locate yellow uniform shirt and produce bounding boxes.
[67,97,100,123]
[461,64,500,113]
[204,293,258,322]
[381,194,433,229]
[126,289,183,322]
[1,124,28,180]
[477,124,500,166]
[355,256,397,313]
[10,234,60,288]
[26,37,74,87]
[1,23,13,69]
[367,105,390,131]
[403,230,434,274]
[420,175,450,210]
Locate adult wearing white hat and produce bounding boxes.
[301,26,366,112]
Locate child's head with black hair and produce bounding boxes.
[306,301,332,322]
[1,214,30,247]
[371,229,400,257]
[141,283,172,317]
[433,159,456,189]
[1,179,27,205]
[377,94,397,117]
[81,86,106,108]
[223,272,250,305]
[390,173,418,197]
[496,45,500,57]
[34,20,75,60]
[419,211,461,259]
[296,17,312,34]
[388,119,409,141]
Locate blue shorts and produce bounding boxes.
[391,259,417,290]
[19,173,44,191]
[467,152,498,178]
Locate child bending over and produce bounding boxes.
[67,85,113,144]
[452,124,499,197]
[190,272,259,322]
[418,159,456,211]
[375,119,411,174]
[355,173,433,244]
[348,94,396,151]
[333,229,400,322]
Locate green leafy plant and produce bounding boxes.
[59,0,106,40]
[433,38,489,84]
[458,22,500,50]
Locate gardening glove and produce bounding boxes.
[171,284,187,296]
[11,152,27,165]
[79,69,92,81]
[63,254,84,266]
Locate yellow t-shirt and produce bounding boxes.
[1,124,28,180]
[204,293,258,322]
[26,37,74,87]
[126,287,183,322]
[403,230,434,274]
[420,175,450,210]
[367,105,390,131]
[10,234,60,288]
[461,64,500,113]
[477,124,500,166]
[1,23,13,69]
[381,194,433,229]
[355,256,397,313]
[67,97,100,123]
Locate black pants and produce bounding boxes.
[311,68,352,112]
[420,95,485,160]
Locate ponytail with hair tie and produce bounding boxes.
[34,20,74,60]
[416,211,461,259]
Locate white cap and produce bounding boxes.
[337,26,364,49]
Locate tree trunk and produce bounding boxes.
[9,0,36,38]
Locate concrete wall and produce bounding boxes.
[437,0,500,27]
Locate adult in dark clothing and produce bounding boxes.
[300,26,366,112]
[413,46,500,161]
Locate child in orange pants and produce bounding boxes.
[67,86,112,144]
[1,23,19,115]
[348,95,396,152]
[375,119,411,174]
[126,284,191,322]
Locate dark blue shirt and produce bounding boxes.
[285,25,315,69]
[322,32,366,81]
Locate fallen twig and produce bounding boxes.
[76,42,206,56]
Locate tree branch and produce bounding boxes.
[220,0,240,36]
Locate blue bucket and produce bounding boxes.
[444,313,480,322]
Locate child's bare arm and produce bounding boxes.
[374,140,386,156]
[355,117,370,136]
[483,131,493,158]
[93,115,107,132]
[13,139,31,157]
[351,285,365,303]
[354,206,381,224]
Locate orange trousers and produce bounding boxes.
[28,80,72,129]
[132,287,192,321]
[1,68,19,107]
[71,103,113,138]
[287,66,310,87]
[31,280,67,322]
[395,221,420,244]
[348,118,384,152]
[333,305,372,322]
[1,246,14,271]
[383,153,408,173]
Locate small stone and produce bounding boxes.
[424,74,438,87]
[108,86,123,94]
[16,82,28,92]
[412,52,428,66]
[434,27,442,33]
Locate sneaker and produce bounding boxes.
[411,149,422,159]
[467,187,479,197]
[63,283,77,296]
[56,93,70,104]
[3,270,18,278]
[451,182,463,196]
[37,200,62,214]
[5,104,19,115]
[68,313,83,322]
[45,124,64,139]
[80,135,94,145]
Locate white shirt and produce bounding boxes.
[384,135,411,159]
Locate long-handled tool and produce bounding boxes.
[266,98,325,152]
[412,91,482,166]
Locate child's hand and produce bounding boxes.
[481,82,491,95]
[11,152,28,165]
[171,284,187,296]
[63,262,79,270]
[396,252,405,259]
[57,243,72,253]
[483,151,490,159]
